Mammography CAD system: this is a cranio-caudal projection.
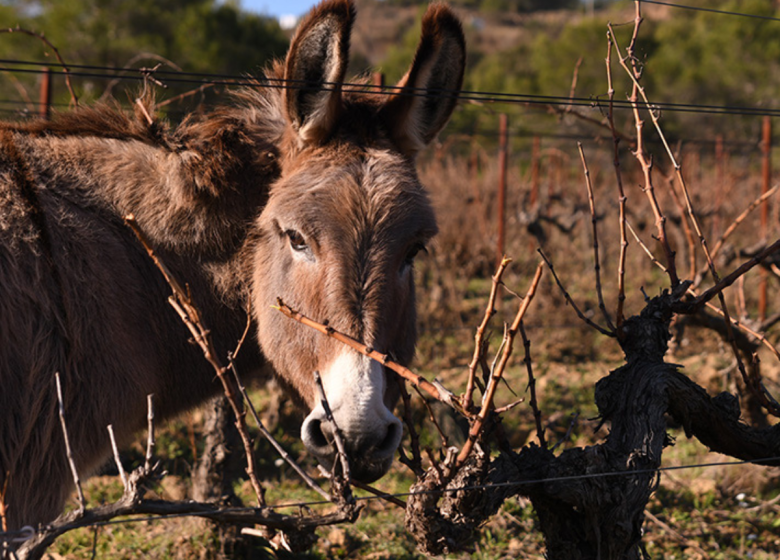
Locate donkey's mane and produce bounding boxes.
[0,99,170,145]
[0,66,289,149]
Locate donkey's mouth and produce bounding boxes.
[310,449,395,484]
[349,454,395,483]
[301,416,402,483]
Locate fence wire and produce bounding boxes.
[2,57,780,119]
[1,454,779,545]
[641,0,780,22]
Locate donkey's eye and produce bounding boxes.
[285,229,308,252]
[402,243,427,271]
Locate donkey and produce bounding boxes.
[0,0,465,530]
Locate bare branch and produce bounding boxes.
[578,142,615,331]
[662,170,697,279]
[413,386,450,448]
[0,27,78,106]
[19,498,359,559]
[688,238,780,311]
[155,83,216,110]
[551,412,579,452]
[107,425,128,490]
[538,248,616,337]
[396,377,424,476]
[609,22,679,287]
[567,57,584,110]
[711,185,779,262]
[631,222,780,363]
[605,31,629,329]
[228,357,330,501]
[144,395,155,474]
[463,256,511,412]
[98,52,184,102]
[455,262,544,467]
[125,214,266,506]
[349,479,406,509]
[313,372,354,505]
[519,323,546,448]
[54,372,86,515]
[274,299,463,413]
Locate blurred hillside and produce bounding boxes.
[1,0,779,145]
[348,0,780,147]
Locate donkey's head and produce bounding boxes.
[251,0,465,482]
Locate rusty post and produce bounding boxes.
[469,147,488,237]
[497,114,508,269]
[547,150,560,217]
[759,116,772,322]
[713,134,725,239]
[371,72,384,90]
[39,67,52,121]
[529,135,541,209]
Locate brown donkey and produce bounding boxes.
[0,0,465,530]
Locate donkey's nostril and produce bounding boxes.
[376,421,401,455]
[309,420,330,448]
[301,415,336,458]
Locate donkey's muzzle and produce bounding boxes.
[301,411,403,482]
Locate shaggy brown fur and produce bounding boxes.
[0,0,465,530]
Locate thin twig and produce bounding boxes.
[644,510,711,559]
[0,27,79,106]
[493,398,525,415]
[125,214,267,507]
[463,256,512,412]
[627,220,667,271]
[565,56,584,114]
[662,170,697,280]
[551,412,579,452]
[538,248,616,337]
[631,224,780,363]
[605,31,629,329]
[396,377,423,476]
[519,323,546,448]
[349,479,406,508]
[98,52,184,102]
[228,356,330,501]
[144,395,155,473]
[274,299,463,413]
[710,185,779,262]
[0,69,35,111]
[413,386,449,448]
[155,83,216,110]
[456,262,545,468]
[690,238,780,311]
[55,372,86,514]
[579,142,615,331]
[622,3,759,418]
[0,474,9,533]
[313,372,354,504]
[107,425,128,490]
[166,297,267,505]
[609,20,679,287]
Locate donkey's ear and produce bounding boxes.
[284,0,354,145]
[380,3,465,158]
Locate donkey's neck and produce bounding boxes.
[9,104,281,307]
[20,109,278,248]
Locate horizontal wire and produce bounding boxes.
[2,454,779,542]
[640,0,780,22]
[0,104,765,151]
[2,60,780,118]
